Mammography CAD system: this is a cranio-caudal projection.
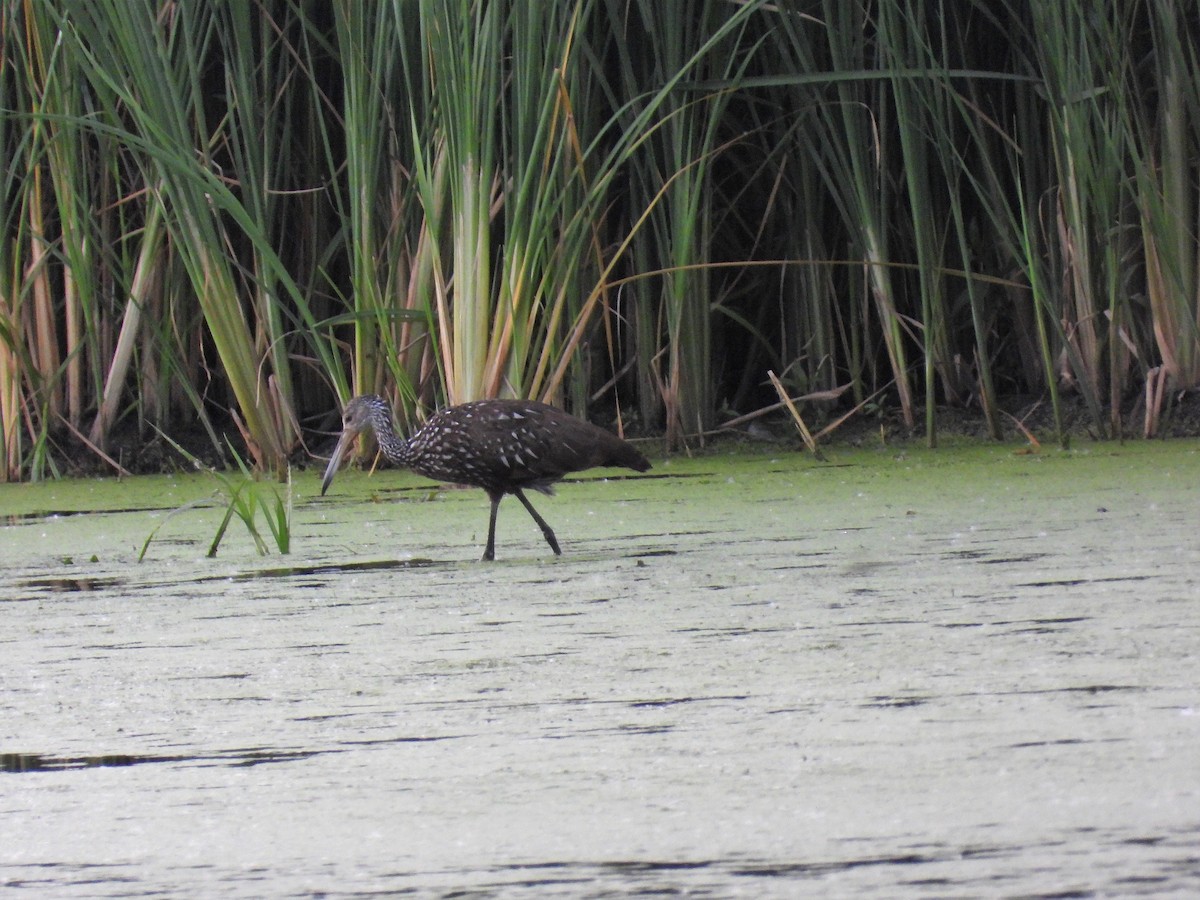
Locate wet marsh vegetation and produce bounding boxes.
[3,441,1199,896]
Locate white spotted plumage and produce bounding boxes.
[322,394,651,560]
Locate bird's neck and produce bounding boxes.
[376,433,412,468]
[371,414,413,467]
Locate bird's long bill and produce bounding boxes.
[320,428,359,496]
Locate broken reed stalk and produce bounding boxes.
[1144,366,1169,438]
[767,369,826,461]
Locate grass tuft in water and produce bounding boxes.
[138,438,293,561]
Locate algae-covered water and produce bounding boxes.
[2,440,1199,897]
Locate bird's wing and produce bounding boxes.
[466,403,606,488]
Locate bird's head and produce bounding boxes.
[320,394,390,496]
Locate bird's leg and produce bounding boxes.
[514,488,562,556]
[483,492,502,561]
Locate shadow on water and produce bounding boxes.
[16,576,124,593]
[469,841,1187,893]
[0,749,322,772]
[227,558,443,580]
[1,733,461,774]
[3,505,177,526]
[12,551,685,601]
[227,548,680,581]
[502,853,940,881]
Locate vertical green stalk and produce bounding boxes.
[0,14,21,479]
[24,0,100,432]
[604,0,761,444]
[879,1,946,444]
[89,200,163,446]
[65,1,336,472]
[880,0,1006,442]
[335,0,410,405]
[217,0,298,432]
[1,0,71,478]
[776,140,849,402]
[488,0,592,404]
[943,15,1065,442]
[413,0,498,404]
[770,1,915,429]
[1030,0,1138,435]
[1131,0,1200,389]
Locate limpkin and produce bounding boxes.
[321,394,651,560]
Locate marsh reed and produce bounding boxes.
[2,0,1196,480]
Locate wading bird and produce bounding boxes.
[321,394,651,560]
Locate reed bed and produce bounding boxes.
[1,0,1197,480]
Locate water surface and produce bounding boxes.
[3,442,1199,896]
